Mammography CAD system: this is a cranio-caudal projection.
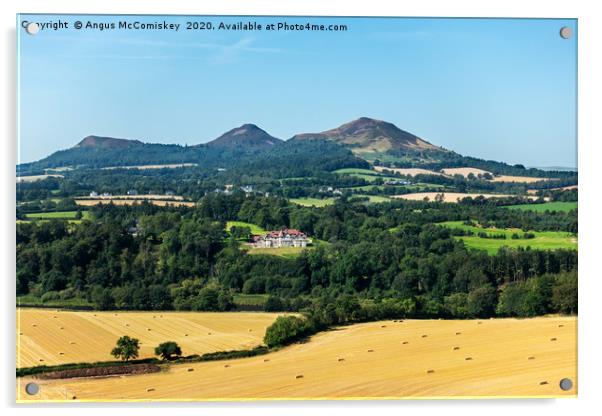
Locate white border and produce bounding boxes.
[2,1,601,415]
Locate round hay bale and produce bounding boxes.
[224,364,230,368]
[69,341,76,345]
[455,332,461,335]
[146,388,155,392]
[263,359,270,362]
[550,337,557,341]
[248,329,252,332]
[539,381,548,385]
[72,396,77,400]
[465,357,473,361]
[402,341,409,345]
[381,325,387,328]
[184,334,188,337]
[187,368,194,372]
[426,369,434,374]
[453,346,460,350]
[528,356,535,360]
[558,324,564,328]
[59,352,64,355]
[421,334,428,338]
[338,358,345,362]
[295,374,304,379]
[367,349,374,352]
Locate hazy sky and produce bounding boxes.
[18,15,577,167]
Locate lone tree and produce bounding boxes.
[111,336,140,362]
[154,341,182,361]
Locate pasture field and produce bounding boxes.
[25,211,91,220]
[246,245,307,258]
[289,197,336,207]
[19,316,577,401]
[505,201,578,213]
[332,168,378,176]
[226,221,266,235]
[363,195,391,203]
[16,309,281,368]
[440,221,577,254]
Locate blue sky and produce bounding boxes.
[18,15,577,167]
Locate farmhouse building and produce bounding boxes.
[252,228,312,248]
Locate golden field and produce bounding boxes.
[392,192,519,203]
[18,316,576,401]
[373,166,445,176]
[17,309,282,368]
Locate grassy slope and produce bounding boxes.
[289,197,336,207]
[24,211,91,220]
[440,221,577,254]
[226,221,266,235]
[505,201,578,212]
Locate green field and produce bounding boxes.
[226,221,266,235]
[364,195,391,203]
[505,201,578,212]
[289,197,337,207]
[440,221,577,254]
[25,211,90,220]
[332,168,378,175]
[246,245,307,258]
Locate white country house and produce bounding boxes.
[252,228,312,248]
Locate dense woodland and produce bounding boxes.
[16,195,577,318]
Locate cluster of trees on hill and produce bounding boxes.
[17,195,577,318]
[18,139,368,176]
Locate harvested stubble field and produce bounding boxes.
[16,309,282,368]
[18,316,576,401]
[392,192,523,203]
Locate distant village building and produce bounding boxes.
[165,190,175,196]
[252,228,312,248]
[89,191,99,197]
[384,179,412,186]
[127,189,138,196]
[241,185,254,194]
[101,192,112,197]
